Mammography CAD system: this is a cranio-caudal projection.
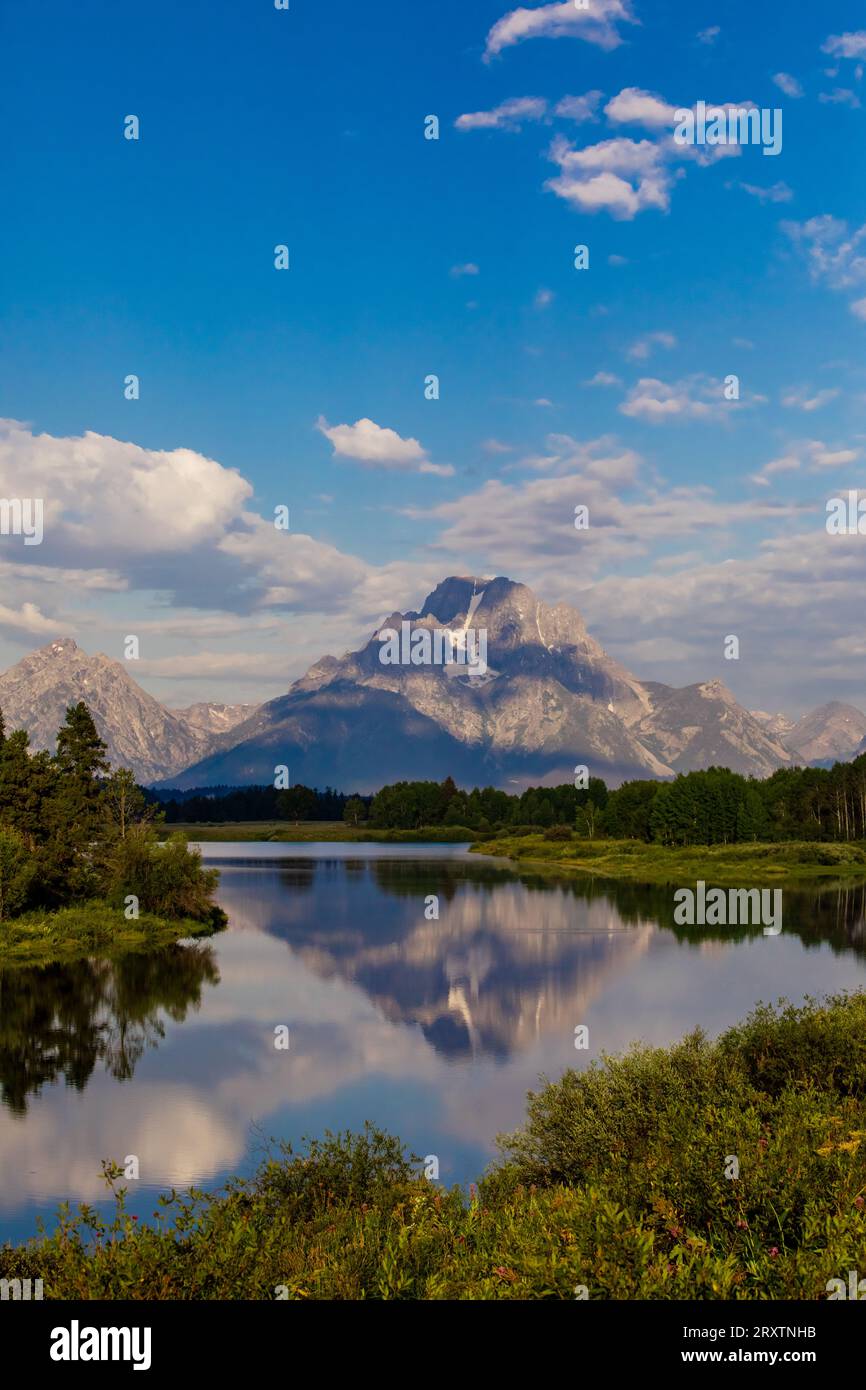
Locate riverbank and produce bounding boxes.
[170,820,475,843]
[2,992,864,1298]
[0,902,226,967]
[470,835,866,885]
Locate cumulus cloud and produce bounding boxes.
[483,0,636,62]
[0,601,59,640]
[545,133,672,219]
[619,375,741,424]
[0,419,251,559]
[455,97,547,132]
[604,87,678,129]
[450,262,479,277]
[543,88,749,220]
[315,416,453,475]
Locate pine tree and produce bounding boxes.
[54,702,109,781]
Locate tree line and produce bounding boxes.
[0,703,222,923]
[358,760,866,844]
[148,755,866,846]
[153,784,353,824]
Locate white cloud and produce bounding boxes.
[819,88,862,108]
[781,387,841,411]
[543,89,751,221]
[772,72,803,98]
[483,0,636,62]
[0,419,251,557]
[585,371,622,387]
[783,215,866,320]
[604,87,679,129]
[545,134,672,219]
[455,97,547,132]
[450,262,479,277]
[315,416,452,475]
[554,92,604,123]
[749,455,801,486]
[697,26,720,46]
[0,601,59,640]
[619,375,737,424]
[534,287,555,308]
[626,331,677,361]
[851,296,866,320]
[736,180,793,203]
[784,215,866,287]
[750,439,860,484]
[822,32,866,60]
[807,442,860,468]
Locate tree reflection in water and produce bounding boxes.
[0,944,219,1115]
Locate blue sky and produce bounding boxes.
[1,0,865,714]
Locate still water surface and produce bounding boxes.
[2,842,866,1242]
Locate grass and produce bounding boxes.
[0,901,225,967]
[3,992,865,1299]
[169,820,476,843]
[470,834,866,886]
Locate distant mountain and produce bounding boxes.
[0,638,250,783]
[170,701,259,737]
[161,576,794,792]
[8,590,860,793]
[783,701,866,764]
[632,679,792,778]
[751,709,796,740]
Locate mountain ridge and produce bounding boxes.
[0,638,258,783]
[157,577,797,791]
[3,579,863,789]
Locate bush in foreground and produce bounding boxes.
[3,994,865,1299]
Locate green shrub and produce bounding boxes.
[544,825,573,841]
[5,996,865,1299]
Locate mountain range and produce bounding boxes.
[0,638,256,784]
[1,578,865,790]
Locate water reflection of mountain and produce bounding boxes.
[226,857,657,1060]
[0,945,220,1115]
[225,857,866,1061]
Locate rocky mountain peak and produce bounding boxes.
[419,576,494,624]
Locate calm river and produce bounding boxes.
[2,842,866,1242]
